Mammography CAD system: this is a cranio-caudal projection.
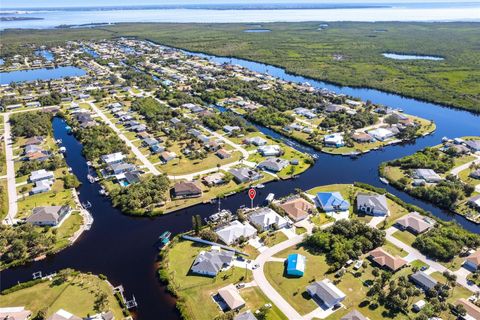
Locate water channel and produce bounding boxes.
[0,49,479,320]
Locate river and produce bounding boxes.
[0,49,479,320]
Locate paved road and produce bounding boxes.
[2,113,18,225]
[87,101,161,176]
[386,227,480,293]
[450,154,480,176]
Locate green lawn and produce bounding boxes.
[0,273,124,318]
[163,240,253,320]
[392,230,417,246]
[52,211,83,250]
[382,240,409,258]
[0,179,8,221]
[263,231,288,247]
[240,286,288,320]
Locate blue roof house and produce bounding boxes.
[316,192,350,212]
[286,254,306,277]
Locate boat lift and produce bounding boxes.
[114,285,138,309]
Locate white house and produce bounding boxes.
[368,128,395,141]
[258,145,282,157]
[101,152,125,165]
[324,133,344,148]
[29,169,54,183]
[215,220,257,245]
[248,207,288,231]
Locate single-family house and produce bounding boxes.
[150,144,165,154]
[215,220,257,245]
[203,172,226,186]
[173,181,202,198]
[356,193,390,216]
[470,169,480,179]
[190,248,234,276]
[306,279,346,308]
[340,310,368,320]
[244,136,267,146]
[352,132,374,143]
[31,180,53,194]
[278,197,314,222]
[160,151,177,162]
[368,128,395,141]
[316,192,350,212]
[410,271,438,291]
[324,133,345,148]
[101,152,125,165]
[258,145,282,157]
[0,307,32,320]
[395,212,436,234]
[463,250,480,270]
[216,148,231,159]
[456,298,480,320]
[217,284,246,311]
[109,162,136,175]
[257,158,289,172]
[465,140,480,152]
[234,311,258,320]
[286,253,306,277]
[412,169,442,183]
[47,309,82,320]
[468,195,480,210]
[26,205,70,227]
[24,136,44,146]
[29,169,54,183]
[368,247,407,272]
[223,125,240,134]
[229,167,263,184]
[248,207,288,231]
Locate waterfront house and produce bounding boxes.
[101,152,125,165]
[223,125,240,134]
[463,250,480,270]
[229,167,263,184]
[26,205,70,227]
[395,212,436,234]
[368,247,407,272]
[356,193,390,216]
[340,310,368,320]
[29,169,54,183]
[468,195,480,210]
[286,253,306,277]
[258,145,282,157]
[217,284,246,311]
[109,162,136,175]
[31,180,53,194]
[352,132,374,143]
[306,279,346,308]
[190,248,234,277]
[465,140,480,152]
[248,207,288,231]
[278,197,314,222]
[24,136,45,146]
[173,181,202,198]
[412,169,442,183]
[47,309,82,320]
[244,136,267,146]
[257,158,289,172]
[215,220,257,245]
[410,271,438,291]
[0,307,32,320]
[470,169,480,179]
[324,133,344,148]
[203,172,226,186]
[316,192,350,212]
[368,128,395,141]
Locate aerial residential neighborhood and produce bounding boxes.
[0,4,479,320]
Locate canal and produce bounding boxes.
[1,49,479,320]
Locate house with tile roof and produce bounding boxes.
[368,247,407,272]
[464,250,480,271]
[278,197,314,222]
[395,212,436,234]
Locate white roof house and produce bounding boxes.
[29,169,54,183]
[215,220,257,245]
[258,145,282,156]
[368,128,395,141]
[248,207,288,231]
[306,279,346,308]
[324,133,345,147]
[101,152,125,164]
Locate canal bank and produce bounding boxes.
[1,48,479,320]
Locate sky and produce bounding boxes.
[3,0,480,9]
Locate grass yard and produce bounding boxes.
[382,240,409,258]
[0,273,124,318]
[52,211,83,250]
[16,188,76,219]
[163,240,253,320]
[392,230,417,247]
[310,214,334,227]
[240,286,288,320]
[0,179,8,221]
[263,231,288,247]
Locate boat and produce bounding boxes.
[99,189,106,196]
[379,177,389,185]
[158,231,171,249]
[265,193,275,203]
[82,201,92,209]
[87,174,95,183]
[65,125,72,134]
[254,184,265,189]
[208,209,232,222]
[59,146,66,153]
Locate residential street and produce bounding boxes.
[450,154,480,176]
[2,113,18,225]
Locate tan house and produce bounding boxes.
[464,250,480,270]
[456,298,480,320]
[368,247,407,272]
[395,212,436,234]
[278,197,314,221]
[217,284,246,311]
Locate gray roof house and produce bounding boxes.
[356,193,390,216]
[26,205,70,227]
[229,167,263,184]
[190,249,235,277]
[306,279,346,308]
[340,310,368,320]
[412,169,442,183]
[234,311,258,320]
[248,207,288,231]
[29,169,54,183]
[465,140,480,152]
[410,271,438,291]
[257,158,289,173]
[215,220,257,245]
